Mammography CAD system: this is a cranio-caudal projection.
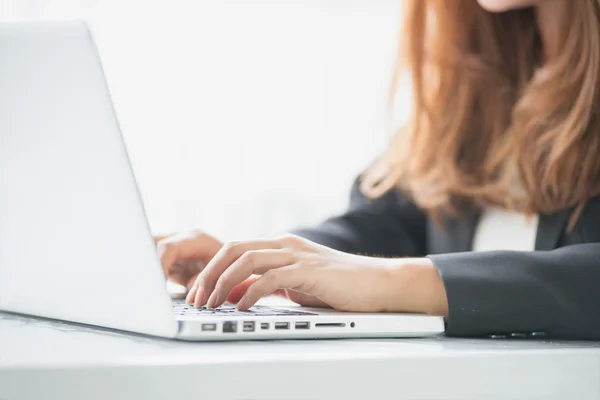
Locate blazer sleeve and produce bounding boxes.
[429,244,600,340]
[293,178,428,258]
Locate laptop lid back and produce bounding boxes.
[0,21,177,338]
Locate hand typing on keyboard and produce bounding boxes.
[156,230,448,316]
[156,231,325,308]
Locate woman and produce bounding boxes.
[157,0,600,340]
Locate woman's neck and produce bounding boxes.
[535,0,566,60]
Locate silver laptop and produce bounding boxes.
[0,21,445,340]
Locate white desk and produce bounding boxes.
[1,312,599,400]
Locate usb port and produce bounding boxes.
[243,321,255,332]
[201,323,217,331]
[274,322,290,330]
[260,323,270,330]
[223,321,237,333]
[295,321,310,330]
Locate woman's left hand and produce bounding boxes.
[186,234,448,315]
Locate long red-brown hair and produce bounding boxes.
[363,0,600,226]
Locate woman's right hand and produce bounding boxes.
[155,230,329,308]
[155,230,285,304]
[155,230,223,291]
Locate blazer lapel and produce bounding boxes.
[535,210,570,251]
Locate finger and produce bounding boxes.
[185,272,202,304]
[226,276,259,304]
[207,249,294,308]
[237,266,304,310]
[186,282,198,304]
[157,233,220,279]
[187,283,207,306]
[188,272,207,305]
[196,239,283,306]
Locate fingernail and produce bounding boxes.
[206,291,218,308]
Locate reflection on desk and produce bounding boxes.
[0,312,599,400]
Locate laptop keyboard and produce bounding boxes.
[172,299,317,317]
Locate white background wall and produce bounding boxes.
[0,0,407,240]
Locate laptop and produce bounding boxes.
[0,21,445,340]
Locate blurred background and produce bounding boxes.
[0,0,409,240]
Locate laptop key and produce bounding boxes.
[172,299,317,317]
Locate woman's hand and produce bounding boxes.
[155,230,223,290]
[187,234,449,315]
[155,231,325,306]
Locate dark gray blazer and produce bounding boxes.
[294,179,600,340]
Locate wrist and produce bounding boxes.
[387,258,449,316]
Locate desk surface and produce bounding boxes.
[1,312,599,400]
